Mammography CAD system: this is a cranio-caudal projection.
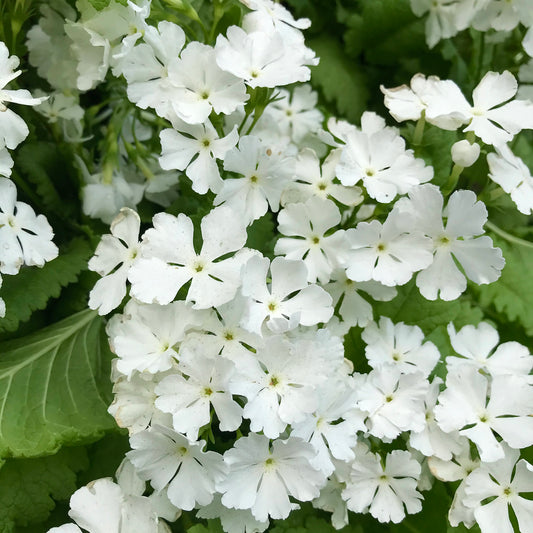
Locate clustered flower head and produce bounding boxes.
[4,0,530,532]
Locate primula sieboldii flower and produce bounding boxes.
[155,345,242,440]
[127,425,226,511]
[129,206,247,308]
[472,0,533,31]
[463,445,533,533]
[215,25,316,88]
[240,255,333,334]
[241,0,311,36]
[325,271,397,328]
[214,135,293,225]
[342,446,423,523]
[396,184,504,300]
[0,41,47,151]
[48,476,168,533]
[159,121,238,195]
[88,207,141,315]
[167,41,248,124]
[291,381,365,476]
[435,366,533,462]
[423,70,533,145]
[230,335,332,438]
[409,377,465,461]
[0,274,4,317]
[447,321,533,377]
[487,143,533,215]
[275,197,347,284]
[284,148,363,207]
[219,433,326,522]
[336,112,433,203]
[344,207,434,287]
[264,85,323,143]
[362,317,440,377]
[0,177,58,275]
[355,367,429,440]
[107,299,204,376]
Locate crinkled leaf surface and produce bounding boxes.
[0,309,115,460]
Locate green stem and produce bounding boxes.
[485,221,533,250]
[442,163,464,196]
[412,111,426,145]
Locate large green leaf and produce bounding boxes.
[0,447,88,533]
[0,309,115,460]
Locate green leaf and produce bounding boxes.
[475,234,533,337]
[88,0,127,10]
[0,447,88,533]
[246,213,275,259]
[308,36,369,124]
[0,309,115,460]
[0,238,93,333]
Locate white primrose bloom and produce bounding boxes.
[428,439,481,528]
[0,42,47,151]
[463,445,533,533]
[325,271,397,328]
[215,25,317,89]
[155,343,242,440]
[423,70,533,145]
[159,121,238,195]
[119,21,186,119]
[197,495,269,533]
[0,178,58,275]
[409,377,465,461]
[362,317,440,377]
[127,425,226,511]
[344,207,434,287]
[342,446,423,523]
[291,380,366,476]
[264,85,323,143]
[472,0,533,31]
[129,206,247,308]
[230,334,334,438]
[312,465,352,530]
[284,148,363,207]
[240,255,333,334]
[336,111,433,203]
[219,433,326,522]
[487,143,533,215]
[167,41,248,124]
[0,146,13,177]
[107,299,205,376]
[214,135,294,225]
[409,0,476,48]
[447,321,533,377]
[435,366,533,462]
[396,184,504,300]
[0,274,4,317]
[108,371,171,435]
[47,476,169,533]
[275,197,348,284]
[355,367,429,440]
[88,207,141,315]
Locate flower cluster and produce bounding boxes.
[3,0,530,532]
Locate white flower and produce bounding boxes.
[446,321,533,377]
[88,207,141,315]
[129,206,247,308]
[240,255,333,334]
[435,366,533,462]
[396,184,504,300]
[451,139,480,167]
[127,425,226,511]
[0,177,58,275]
[464,445,533,533]
[487,143,533,215]
[219,433,326,522]
[159,121,238,195]
[362,317,440,377]
[342,447,423,523]
[275,197,347,284]
[0,274,5,318]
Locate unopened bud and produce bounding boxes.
[451,140,480,167]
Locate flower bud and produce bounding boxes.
[451,140,480,167]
